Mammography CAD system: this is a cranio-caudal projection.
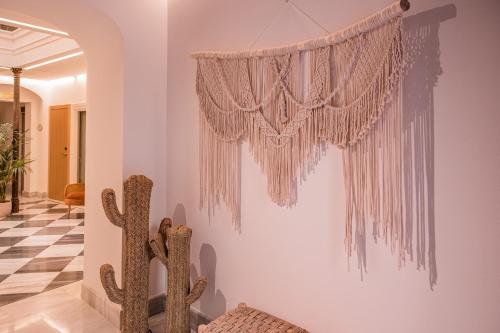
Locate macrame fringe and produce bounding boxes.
[195,7,426,280]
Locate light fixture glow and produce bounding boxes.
[0,66,10,70]
[0,17,69,36]
[49,75,76,85]
[24,51,84,70]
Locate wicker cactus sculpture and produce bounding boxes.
[150,218,208,333]
[100,175,153,333]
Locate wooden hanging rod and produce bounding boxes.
[285,0,410,11]
[192,0,410,59]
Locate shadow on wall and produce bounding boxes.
[191,244,227,320]
[401,4,457,289]
[173,203,187,226]
[172,202,227,319]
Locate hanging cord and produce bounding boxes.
[248,0,330,51]
[287,0,330,34]
[248,1,288,50]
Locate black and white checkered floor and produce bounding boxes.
[0,198,84,306]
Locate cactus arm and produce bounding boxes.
[100,264,124,305]
[159,217,172,238]
[185,276,208,305]
[147,242,156,261]
[148,218,170,261]
[102,189,125,227]
[150,233,168,266]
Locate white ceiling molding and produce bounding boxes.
[11,36,61,55]
[0,28,31,41]
[0,32,80,69]
[0,19,85,80]
[0,29,64,55]
[0,34,63,56]
[0,17,68,37]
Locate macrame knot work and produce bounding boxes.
[193,1,432,285]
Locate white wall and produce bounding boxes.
[48,75,86,106]
[166,1,500,333]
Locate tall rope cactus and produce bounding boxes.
[151,218,207,333]
[100,175,153,333]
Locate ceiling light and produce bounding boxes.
[0,17,68,36]
[24,51,84,70]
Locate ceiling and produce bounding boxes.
[0,21,85,80]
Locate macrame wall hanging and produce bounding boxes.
[193,1,421,279]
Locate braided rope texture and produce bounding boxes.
[199,303,308,333]
[196,7,419,278]
[151,218,208,333]
[100,175,153,333]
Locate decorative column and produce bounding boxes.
[11,68,22,213]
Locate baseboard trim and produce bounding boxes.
[22,191,47,198]
[81,286,212,331]
[150,293,211,331]
[81,283,121,328]
[190,306,212,331]
[148,293,165,317]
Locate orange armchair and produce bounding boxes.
[64,183,85,214]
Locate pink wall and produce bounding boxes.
[166,0,500,332]
[83,0,168,294]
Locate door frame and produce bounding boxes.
[48,104,71,201]
[71,103,86,184]
[76,107,86,184]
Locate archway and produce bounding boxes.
[0,0,125,320]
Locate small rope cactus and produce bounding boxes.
[100,175,153,333]
[150,218,207,333]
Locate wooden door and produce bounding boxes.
[48,105,70,201]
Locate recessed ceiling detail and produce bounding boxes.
[24,51,84,70]
[0,18,84,80]
[0,24,17,32]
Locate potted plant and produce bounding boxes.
[0,123,32,217]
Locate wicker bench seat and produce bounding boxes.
[198,303,308,333]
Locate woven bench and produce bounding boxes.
[198,303,308,333]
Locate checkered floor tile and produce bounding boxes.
[0,198,84,307]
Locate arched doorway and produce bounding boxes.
[0,0,125,320]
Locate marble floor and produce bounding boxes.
[0,198,84,307]
[0,280,180,333]
[0,281,118,333]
